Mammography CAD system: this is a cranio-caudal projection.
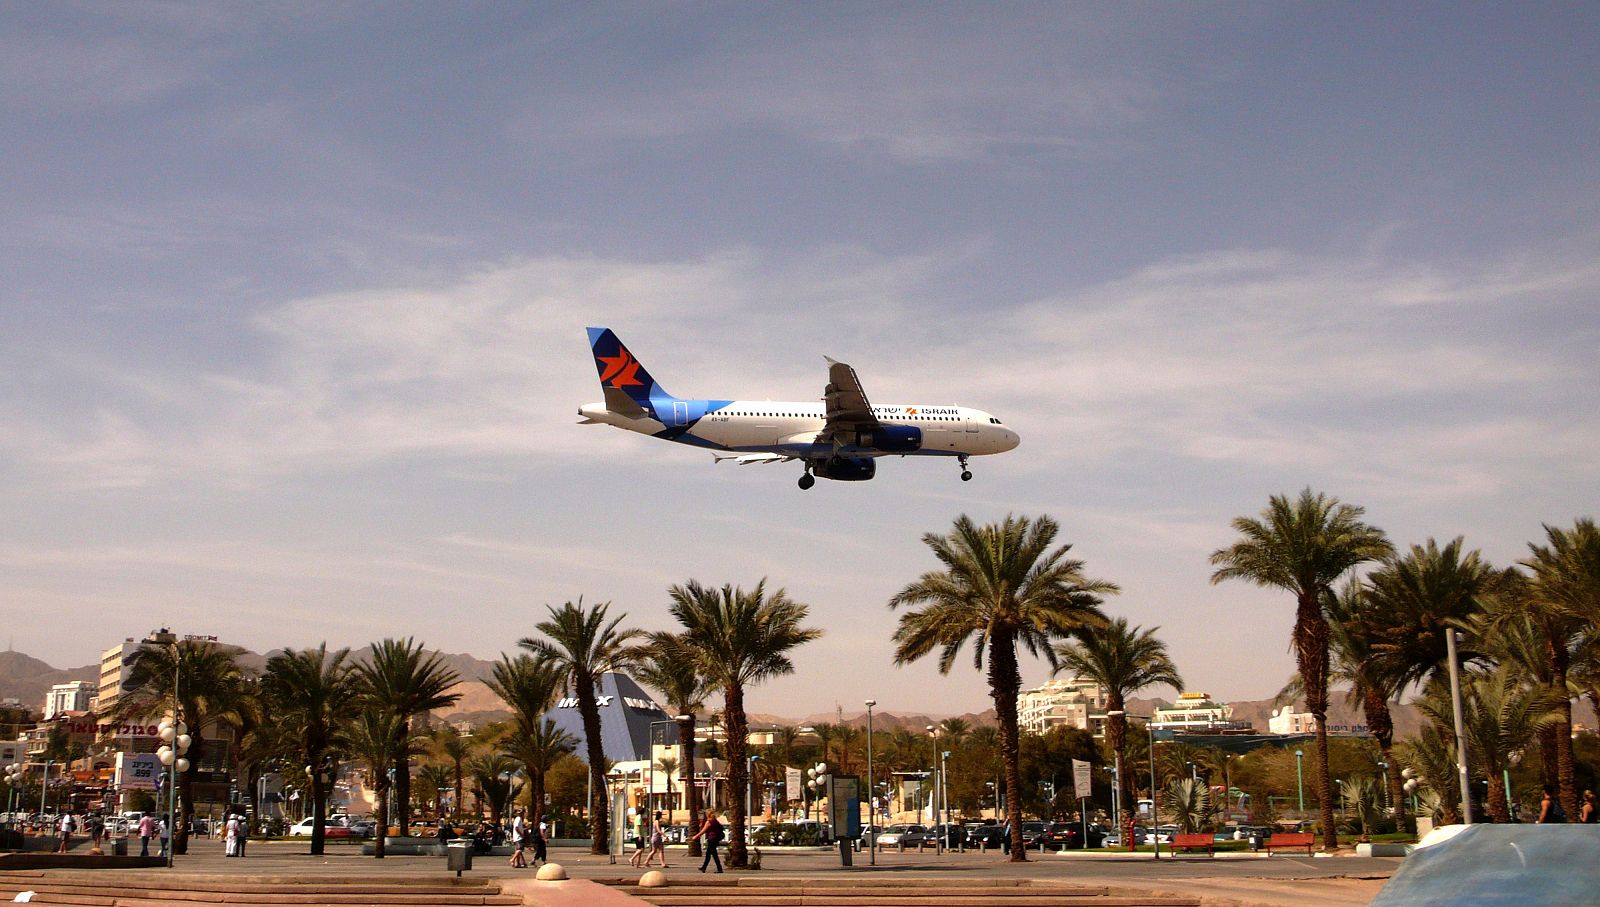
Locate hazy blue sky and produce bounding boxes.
[3,2,1596,717]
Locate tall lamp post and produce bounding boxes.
[924,725,942,854]
[1146,719,1161,860]
[1444,628,1474,825]
[1295,750,1305,816]
[746,755,760,826]
[157,716,191,867]
[864,699,876,864]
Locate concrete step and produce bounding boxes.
[599,878,1200,907]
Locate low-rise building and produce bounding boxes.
[44,681,95,720]
[1268,705,1316,735]
[1018,675,1109,736]
[1152,692,1253,733]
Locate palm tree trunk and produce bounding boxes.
[1107,694,1134,851]
[530,773,545,838]
[577,677,609,855]
[392,719,412,836]
[310,765,327,856]
[1362,688,1405,819]
[1486,770,1509,823]
[374,782,389,858]
[453,756,464,822]
[724,683,750,869]
[683,719,701,858]
[989,629,1027,862]
[1294,592,1337,851]
[1550,644,1577,821]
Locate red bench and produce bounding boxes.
[1265,832,1315,854]
[1170,833,1214,856]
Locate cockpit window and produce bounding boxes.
[989,418,1003,424]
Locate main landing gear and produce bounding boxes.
[798,471,816,490]
[958,456,972,482]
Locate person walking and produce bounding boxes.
[56,812,76,853]
[531,819,547,866]
[137,813,155,857]
[644,811,669,868]
[687,808,724,874]
[223,814,238,857]
[86,813,105,853]
[628,810,648,868]
[1581,790,1597,824]
[157,816,170,858]
[234,813,247,857]
[508,810,527,868]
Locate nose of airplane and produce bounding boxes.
[1000,429,1020,452]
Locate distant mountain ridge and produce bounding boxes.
[0,651,98,712]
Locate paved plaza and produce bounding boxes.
[80,839,1396,907]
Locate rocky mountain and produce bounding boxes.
[0,650,98,713]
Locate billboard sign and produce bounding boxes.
[115,752,162,791]
[828,775,861,839]
[1072,759,1093,799]
[785,766,802,802]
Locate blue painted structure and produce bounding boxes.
[539,672,671,763]
[1371,824,1600,906]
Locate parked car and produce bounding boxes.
[966,824,1008,849]
[288,817,354,838]
[1042,824,1106,850]
[348,819,377,838]
[875,823,926,848]
[928,823,966,847]
[1020,821,1050,849]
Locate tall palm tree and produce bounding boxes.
[1318,582,1407,816]
[669,579,823,869]
[347,706,411,858]
[260,644,356,855]
[1053,616,1182,847]
[354,639,461,835]
[113,639,249,855]
[890,514,1116,861]
[519,598,643,855]
[485,650,574,837]
[1520,518,1600,818]
[1210,489,1390,850]
[432,729,476,821]
[635,633,712,856]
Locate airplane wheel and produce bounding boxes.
[799,474,816,490]
[960,471,973,482]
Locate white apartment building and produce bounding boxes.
[1017,675,1109,736]
[44,681,95,720]
[1268,705,1316,734]
[97,628,178,718]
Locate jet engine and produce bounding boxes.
[854,425,922,453]
[813,456,877,481]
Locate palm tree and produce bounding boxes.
[1163,777,1210,834]
[890,514,1116,861]
[432,729,476,821]
[347,706,411,858]
[1520,518,1600,818]
[1316,582,1408,817]
[656,756,679,824]
[1053,616,1182,847]
[260,644,356,855]
[519,598,643,855]
[417,764,453,821]
[354,639,461,835]
[634,633,712,856]
[484,652,571,835]
[1415,665,1565,822]
[113,639,249,855]
[937,718,971,750]
[469,754,523,829]
[1210,489,1391,850]
[669,579,823,869]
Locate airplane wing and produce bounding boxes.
[712,452,794,465]
[819,357,880,447]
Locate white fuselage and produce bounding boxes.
[580,399,1020,458]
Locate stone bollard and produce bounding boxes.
[640,870,667,888]
[536,863,568,881]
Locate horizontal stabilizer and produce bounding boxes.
[712,452,794,466]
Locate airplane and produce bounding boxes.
[578,327,1020,490]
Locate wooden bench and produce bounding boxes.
[1170,833,1214,856]
[1264,832,1315,855]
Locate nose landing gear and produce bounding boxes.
[958,456,972,482]
[799,470,816,490]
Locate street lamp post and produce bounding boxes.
[1444,629,1474,825]
[1145,719,1161,860]
[925,725,943,854]
[746,755,760,827]
[864,699,876,864]
[1295,750,1305,815]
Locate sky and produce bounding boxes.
[3,2,1597,718]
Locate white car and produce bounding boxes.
[288,817,354,838]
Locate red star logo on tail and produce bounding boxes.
[597,349,644,387]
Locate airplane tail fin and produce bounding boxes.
[586,327,673,408]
